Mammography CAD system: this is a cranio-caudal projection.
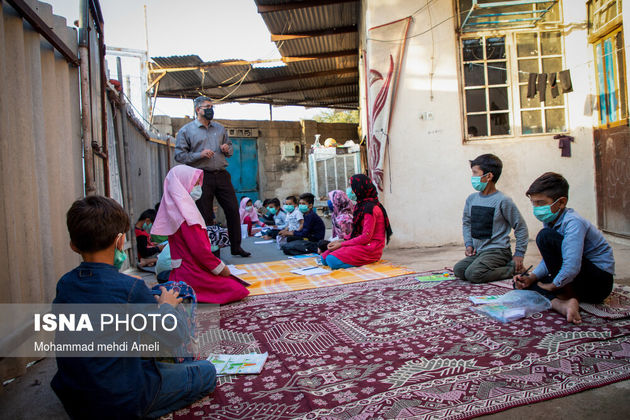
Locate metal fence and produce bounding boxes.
[0,0,175,381]
[0,0,84,380]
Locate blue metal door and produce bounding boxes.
[227,138,259,204]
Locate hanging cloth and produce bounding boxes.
[554,134,574,157]
[537,73,548,102]
[527,73,538,99]
[558,70,573,93]
[549,73,559,98]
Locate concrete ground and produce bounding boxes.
[1,237,629,420]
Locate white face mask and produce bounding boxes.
[190,185,203,201]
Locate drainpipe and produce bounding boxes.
[79,0,96,195]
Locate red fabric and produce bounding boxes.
[243,216,253,236]
[322,206,385,266]
[169,222,249,304]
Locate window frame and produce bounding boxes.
[592,25,628,128]
[459,29,569,141]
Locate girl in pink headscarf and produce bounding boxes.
[152,165,249,304]
[239,197,265,236]
[328,190,354,240]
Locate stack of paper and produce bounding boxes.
[290,266,330,276]
[227,265,248,276]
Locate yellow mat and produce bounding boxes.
[233,257,415,296]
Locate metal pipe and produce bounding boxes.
[166,137,171,171]
[120,104,137,263]
[79,0,96,195]
[97,19,110,197]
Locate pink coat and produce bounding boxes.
[169,222,249,304]
[322,205,386,267]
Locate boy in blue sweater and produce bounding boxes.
[514,173,615,324]
[280,192,325,255]
[52,196,216,419]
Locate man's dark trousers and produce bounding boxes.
[197,169,241,252]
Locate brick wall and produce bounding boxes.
[168,116,358,202]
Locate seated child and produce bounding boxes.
[135,209,165,267]
[239,197,265,236]
[454,154,529,283]
[258,198,276,226]
[321,174,392,269]
[280,193,325,255]
[150,202,168,244]
[277,195,304,246]
[262,198,287,239]
[152,165,249,304]
[328,189,354,241]
[514,172,615,324]
[155,243,171,283]
[51,196,216,419]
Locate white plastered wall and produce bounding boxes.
[360,0,598,249]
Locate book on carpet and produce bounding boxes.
[287,253,319,259]
[415,272,456,282]
[469,295,502,304]
[290,266,330,276]
[470,290,552,323]
[207,352,268,375]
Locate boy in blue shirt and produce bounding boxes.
[52,196,216,419]
[454,154,529,283]
[280,192,325,255]
[514,173,615,324]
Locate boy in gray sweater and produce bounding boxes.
[454,154,529,283]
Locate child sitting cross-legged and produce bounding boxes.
[454,154,529,283]
[279,193,325,255]
[261,198,287,240]
[134,208,165,268]
[514,172,615,324]
[51,196,216,419]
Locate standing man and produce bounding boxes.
[174,96,251,257]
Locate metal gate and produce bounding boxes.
[227,138,259,203]
[594,125,630,238]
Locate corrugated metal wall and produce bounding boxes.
[0,0,176,382]
[0,0,83,379]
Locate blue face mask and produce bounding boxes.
[267,206,277,215]
[190,185,202,201]
[298,204,309,213]
[284,204,295,213]
[327,200,334,212]
[142,222,152,233]
[471,174,489,192]
[346,187,357,202]
[533,199,561,223]
[245,205,253,212]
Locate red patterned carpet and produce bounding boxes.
[169,275,630,419]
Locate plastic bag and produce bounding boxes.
[471,290,551,323]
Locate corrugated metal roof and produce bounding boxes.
[149,1,359,109]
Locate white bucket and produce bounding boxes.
[240,224,248,239]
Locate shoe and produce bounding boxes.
[231,248,251,257]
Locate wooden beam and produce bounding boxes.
[6,0,80,66]
[258,0,358,13]
[271,26,357,42]
[158,67,358,92]
[228,81,358,100]
[282,49,357,62]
